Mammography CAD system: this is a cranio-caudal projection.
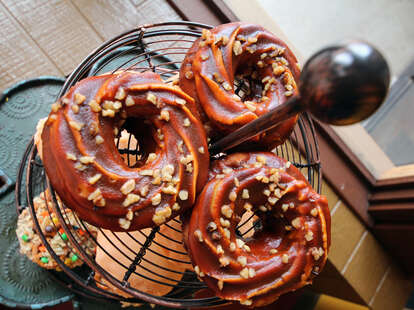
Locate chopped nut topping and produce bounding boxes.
[185,71,194,79]
[198,146,205,154]
[88,100,101,112]
[285,161,291,168]
[175,98,186,105]
[152,206,172,225]
[244,101,256,112]
[282,254,289,263]
[234,177,240,187]
[221,35,229,45]
[241,189,250,199]
[223,228,230,239]
[159,109,170,121]
[282,203,289,212]
[207,222,217,232]
[223,167,232,174]
[228,191,237,202]
[291,217,301,229]
[74,162,87,171]
[179,190,189,201]
[236,238,245,248]
[146,153,157,163]
[180,154,194,165]
[115,87,126,100]
[140,185,149,197]
[186,163,193,173]
[259,205,267,212]
[270,249,278,254]
[123,193,140,207]
[273,65,285,76]
[121,179,136,195]
[285,90,293,97]
[233,40,243,56]
[263,189,271,197]
[71,104,79,114]
[222,81,232,91]
[172,203,180,211]
[240,300,252,306]
[69,121,84,131]
[274,188,282,198]
[201,54,209,60]
[247,36,258,43]
[194,265,204,277]
[229,242,236,252]
[124,210,133,221]
[248,268,256,278]
[183,118,191,127]
[240,267,249,279]
[88,188,103,204]
[257,60,264,68]
[119,218,131,230]
[177,140,184,153]
[221,205,233,219]
[216,244,224,255]
[140,169,154,176]
[236,35,246,41]
[80,156,95,164]
[261,53,268,60]
[102,109,115,117]
[243,245,251,252]
[220,217,230,228]
[151,193,162,205]
[305,231,314,241]
[74,93,86,105]
[310,208,318,217]
[88,174,102,185]
[51,102,60,112]
[243,202,252,211]
[66,152,77,161]
[124,95,135,107]
[146,93,157,106]
[237,256,247,267]
[219,256,230,267]
[95,135,104,145]
[311,247,324,260]
[161,184,177,195]
[194,229,203,242]
[218,280,224,291]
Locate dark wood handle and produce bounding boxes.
[209,97,304,154]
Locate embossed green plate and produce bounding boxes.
[0,76,74,308]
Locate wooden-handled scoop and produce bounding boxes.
[209,41,390,155]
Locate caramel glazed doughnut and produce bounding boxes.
[179,22,301,150]
[41,71,209,231]
[183,152,331,307]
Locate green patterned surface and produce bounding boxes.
[0,77,74,308]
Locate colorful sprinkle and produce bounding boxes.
[52,217,59,225]
[61,233,68,241]
[71,254,78,262]
[41,257,49,264]
[21,234,29,242]
[64,258,71,265]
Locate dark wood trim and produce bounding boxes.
[314,121,374,226]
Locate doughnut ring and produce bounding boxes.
[41,71,209,231]
[183,152,330,307]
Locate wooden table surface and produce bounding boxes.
[0,0,182,92]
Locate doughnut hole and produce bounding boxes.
[115,118,158,168]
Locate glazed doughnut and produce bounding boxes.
[179,22,300,149]
[41,71,209,231]
[183,152,330,307]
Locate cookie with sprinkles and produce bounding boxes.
[16,191,97,270]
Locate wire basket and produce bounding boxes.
[15,21,321,309]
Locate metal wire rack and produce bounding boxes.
[15,21,321,309]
